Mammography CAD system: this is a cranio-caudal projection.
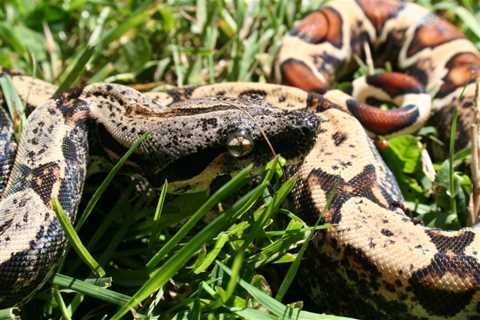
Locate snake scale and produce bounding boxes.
[1,0,480,318]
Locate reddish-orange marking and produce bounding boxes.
[356,0,403,33]
[407,15,464,57]
[293,7,343,48]
[437,52,480,98]
[293,11,328,43]
[281,59,329,93]
[347,99,419,134]
[367,72,423,97]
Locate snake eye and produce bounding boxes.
[226,129,254,158]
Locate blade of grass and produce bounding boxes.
[203,281,276,320]
[55,47,95,93]
[0,74,27,139]
[0,308,19,320]
[146,164,253,270]
[150,179,168,245]
[223,173,297,303]
[53,287,72,320]
[201,281,274,319]
[435,2,480,39]
[276,181,338,301]
[111,175,270,320]
[193,222,250,274]
[222,248,244,303]
[66,295,84,318]
[100,3,160,46]
[76,131,151,231]
[217,262,355,320]
[55,7,110,93]
[231,307,277,320]
[52,199,106,277]
[97,218,131,267]
[65,191,133,275]
[0,23,28,59]
[275,220,323,301]
[447,87,466,222]
[448,105,459,218]
[52,274,131,306]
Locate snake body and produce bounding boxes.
[0,79,320,307]
[277,0,480,147]
[1,0,480,319]
[276,0,480,318]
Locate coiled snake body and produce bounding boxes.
[1,0,480,318]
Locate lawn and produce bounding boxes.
[0,0,479,319]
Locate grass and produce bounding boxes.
[0,0,480,319]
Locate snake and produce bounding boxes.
[1,0,480,318]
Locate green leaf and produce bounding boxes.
[217,262,355,320]
[0,308,20,320]
[76,131,150,231]
[110,172,270,320]
[55,7,110,93]
[231,308,276,320]
[52,199,106,277]
[53,287,72,320]
[387,135,422,174]
[0,22,28,58]
[146,165,253,270]
[150,180,168,245]
[52,274,131,306]
[0,74,27,139]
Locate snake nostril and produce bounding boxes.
[303,112,320,135]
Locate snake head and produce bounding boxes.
[87,84,319,189]
[145,96,320,184]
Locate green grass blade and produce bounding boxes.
[53,287,72,320]
[52,274,131,306]
[276,179,337,301]
[150,179,168,245]
[66,192,132,275]
[217,262,355,320]
[223,249,244,303]
[146,164,253,270]
[448,105,459,216]
[275,225,319,301]
[0,308,19,320]
[0,23,27,58]
[76,132,150,231]
[111,178,269,320]
[52,199,106,277]
[222,174,297,303]
[66,294,84,318]
[201,281,274,319]
[0,74,27,139]
[100,3,159,46]
[55,46,95,93]
[97,219,131,267]
[55,8,110,94]
[154,180,168,223]
[55,8,110,93]
[193,231,232,274]
[231,308,276,320]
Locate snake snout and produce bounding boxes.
[264,110,320,158]
[300,111,321,137]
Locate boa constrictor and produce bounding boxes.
[0,0,479,319]
[276,0,480,319]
